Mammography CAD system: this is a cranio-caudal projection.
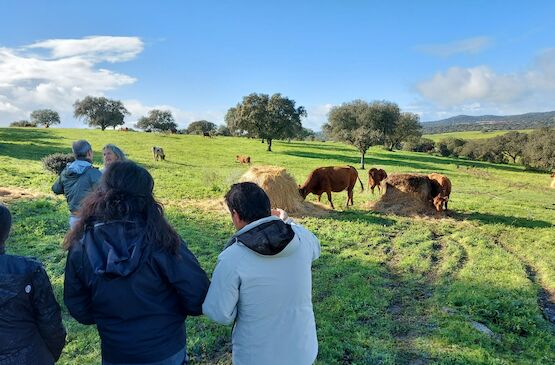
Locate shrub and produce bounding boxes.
[10,120,36,127]
[436,138,467,157]
[402,137,435,152]
[42,153,75,175]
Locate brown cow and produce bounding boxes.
[152,146,165,161]
[236,155,251,164]
[298,166,364,209]
[427,173,452,212]
[368,168,388,194]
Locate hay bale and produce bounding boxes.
[239,166,327,216]
[371,173,436,216]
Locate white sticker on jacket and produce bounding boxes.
[25,285,32,293]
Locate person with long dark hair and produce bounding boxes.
[0,204,66,364]
[63,161,209,365]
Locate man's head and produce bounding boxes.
[224,182,271,230]
[0,205,12,253]
[72,140,93,162]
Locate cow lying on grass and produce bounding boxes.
[299,165,363,209]
[152,146,165,161]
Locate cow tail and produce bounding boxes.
[357,174,364,192]
[348,165,364,192]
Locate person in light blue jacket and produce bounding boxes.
[203,182,320,365]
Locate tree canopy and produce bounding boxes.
[73,96,129,130]
[136,110,177,132]
[30,109,60,128]
[325,100,401,168]
[225,93,306,151]
[386,112,422,151]
[186,120,217,135]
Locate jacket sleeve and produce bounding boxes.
[291,222,321,261]
[202,252,240,325]
[51,175,64,195]
[64,245,95,325]
[32,265,67,361]
[161,243,210,316]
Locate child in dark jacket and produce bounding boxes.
[0,204,66,364]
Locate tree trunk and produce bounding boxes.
[261,139,265,143]
[360,152,365,169]
[267,139,272,152]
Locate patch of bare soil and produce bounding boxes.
[0,187,43,202]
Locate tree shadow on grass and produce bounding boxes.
[0,141,69,162]
[281,150,446,172]
[451,210,553,228]
[396,152,525,173]
[0,128,63,143]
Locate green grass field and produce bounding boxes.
[423,129,534,142]
[1,127,554,365]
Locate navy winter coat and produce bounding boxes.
[0,255,66,365]
[64,220,210,364]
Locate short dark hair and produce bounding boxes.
[0,205,12,253]
[72,140,92,160]
[225,182,271,223]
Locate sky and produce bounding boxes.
[1,0,555,130]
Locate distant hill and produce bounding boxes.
[422,111,555,134]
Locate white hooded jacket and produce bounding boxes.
[202,216,320,365]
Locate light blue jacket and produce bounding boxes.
[202,216,320,365]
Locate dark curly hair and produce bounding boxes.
[63,160,181,253]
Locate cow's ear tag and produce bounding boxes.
[25,285,32,294]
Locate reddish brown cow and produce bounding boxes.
[236,155,251,164]
[298,166,364,209]
[427,173,452,212]
[368,168,388,194]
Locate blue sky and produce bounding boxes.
[1,0,555,130]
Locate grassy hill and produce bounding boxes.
[1,127,554,364]
[423,129,534,142]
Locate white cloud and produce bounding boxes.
[0,36,143,126]
[415,48,555,112]
[415,36,493,57]
[26,36,144,63]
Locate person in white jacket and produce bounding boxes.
[203,182,320,365]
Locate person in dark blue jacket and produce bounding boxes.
[0,204,66,364]
[63,161,210,365]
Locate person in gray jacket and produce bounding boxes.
[202,182,320,365]
[52,140,102,227]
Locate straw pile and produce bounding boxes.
[239,166,327,216]
[370,173,437,216]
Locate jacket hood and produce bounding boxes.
[225,216,295,256]
[83,220,146,277]
[67,160,92,175]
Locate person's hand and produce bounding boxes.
[271,208,289,221]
